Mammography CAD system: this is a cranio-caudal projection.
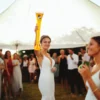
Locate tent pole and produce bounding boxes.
[15,43,18,53]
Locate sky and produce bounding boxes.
[0,0,100,48]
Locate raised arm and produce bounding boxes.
[34,26,42,58]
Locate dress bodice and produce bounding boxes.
[40,55,55,71]
[30,59,35,65]
[38,55,55,100]
[85,70,100,100]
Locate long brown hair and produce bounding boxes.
[40,35,51,43]
[4,50,11,59]
[91,36,100,45]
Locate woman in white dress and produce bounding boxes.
[34,26,56,100]
[78,36,100,100]
[12,53,23,96]
[28,54,37,82]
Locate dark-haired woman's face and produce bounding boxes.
[7,51,11,58]
[41,38,51,50]
[88,39,100,57]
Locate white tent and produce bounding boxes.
[0,0,100,50]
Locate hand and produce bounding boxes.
[78,64,91,80]
[51,67,57,73]
[70,55,73,60]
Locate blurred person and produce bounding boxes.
[58,49,68,88]
[78,51,87,93]
[80,48,90,63]
[3,51,13,99]
[21,55,29,82]
[52,53,59,82]
[28,54,37,83]
[12,53,23,97]
[78,36,100,100]
[78,52,82,66]
[67,49,82,97]
[0,49,5,99]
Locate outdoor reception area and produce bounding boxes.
[0,0,100,100]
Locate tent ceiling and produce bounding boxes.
[0,0,100,50]
[90,0,100,7]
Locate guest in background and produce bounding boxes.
[52,53,59,82]
[0,49,5,99]
[12,53,23,97]
[21,55,29,82]
[78,52,82,66]
[28,54,37,83]
[3,51,13,99]
[67,49,82,98]
[80,48,90,63]
[58,49,68,88]
[0,49,4,59]
[78,52,87,93]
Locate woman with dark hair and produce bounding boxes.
[78,36,100,100]
[34,26,56,100]
[3,51,13,99]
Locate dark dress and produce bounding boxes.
[59,57,68,81]
[78,55,82,66]
[21,60,30,82]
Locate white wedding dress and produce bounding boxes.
[38,55,55,100]
[85,70,100,100]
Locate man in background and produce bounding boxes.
[67,49,82,98]
[80,48,90,63]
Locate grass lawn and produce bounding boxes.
[16,83,85,100]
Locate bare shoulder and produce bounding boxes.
[47,53,51,57]
[91,65,96,72]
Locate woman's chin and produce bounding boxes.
[43,47,50,50]
[42,48,48,51]
[88,52,94,57]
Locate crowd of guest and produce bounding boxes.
[0,47,94,99]
[52,48,94,98]
[0,49,39,100]
[0,50,23,100]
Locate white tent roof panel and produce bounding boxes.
[0,0,100,50]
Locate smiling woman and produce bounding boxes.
[34,26,56,100]
[78,36,100,100]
